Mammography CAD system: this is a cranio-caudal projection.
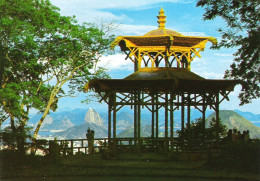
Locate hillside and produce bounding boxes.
[54,122,108,139]
[118,125,164,138]
[207,110,260,138]
[117,125,152,138]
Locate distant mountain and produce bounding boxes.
[235,110,260,127]
[29,108,87,126]
[25,107,259,139]
[118,125,152,138]
[54,122,108,139]
[84,108,104,126]
[207,110,260,138]
[101,111,134,134]
[40,115,74,131]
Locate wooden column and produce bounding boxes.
[134,92,138,146]
[165,93,169,152]
[138,92,141,153]
[165,94,168,138]
[181,93,185,133]
[151,94,155,139]
[215,93,220,142]
[187,94,191,129]
[187,93,191,139]
[202,94,206,139]
[112,92,117,153]
[108,96,112,144]
[156,94,159,138]
[170,93,174,150]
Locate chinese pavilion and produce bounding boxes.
[84,8,240,152]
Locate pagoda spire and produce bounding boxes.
[157,7,166,29]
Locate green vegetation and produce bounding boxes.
[177,117,227,141]
[197,0,260,105]
[0,0,113,140]
[1,151,259,180]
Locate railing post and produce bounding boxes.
[71,140,73,155]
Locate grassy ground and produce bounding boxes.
[1,152,259,181]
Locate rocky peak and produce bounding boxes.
[84,108,103,126]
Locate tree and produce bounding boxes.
[0,0,57,135]
[177,117,227,140]
[0,0,113,140]
[197,0,260,105]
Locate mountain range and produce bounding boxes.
[118,110,260,138]
[27,108,260,139]
[208,110,260,138]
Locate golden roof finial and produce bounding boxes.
[157,7,166,29]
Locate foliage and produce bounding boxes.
[177,117,227,140]
[0,0,113,138]
[197,0,260,105]
[48,139,61,161]
[208,140,260,170]
[0,126,32,154]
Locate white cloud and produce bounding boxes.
[197,72,224,79]
[50,0,191,24]
[116,24,157,36]
[97,54,133,71]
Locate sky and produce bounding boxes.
[49,0,260,114]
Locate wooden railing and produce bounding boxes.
[31,137,220,156]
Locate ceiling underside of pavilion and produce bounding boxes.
[84,68,241,94]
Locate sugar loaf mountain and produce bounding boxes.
[30,108,260,139]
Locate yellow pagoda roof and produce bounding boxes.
[111,8,217,50]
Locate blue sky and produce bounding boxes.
[50,0,260,114]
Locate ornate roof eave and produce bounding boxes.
[84,78,241,94]
[111,35,217,50]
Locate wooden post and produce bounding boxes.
[187,94,191,129]
[165,93,168,152]
[151,94,155,139]
[108,96,112,145]
[202,94,206,139]
[70,140,73,155]
[138,92,141,153]
[156,94,159,138]
[215,93,220,142]
[181,93,185,133]
[170,93,174,150]
[134,92,138,147]
[112,93,117,153]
